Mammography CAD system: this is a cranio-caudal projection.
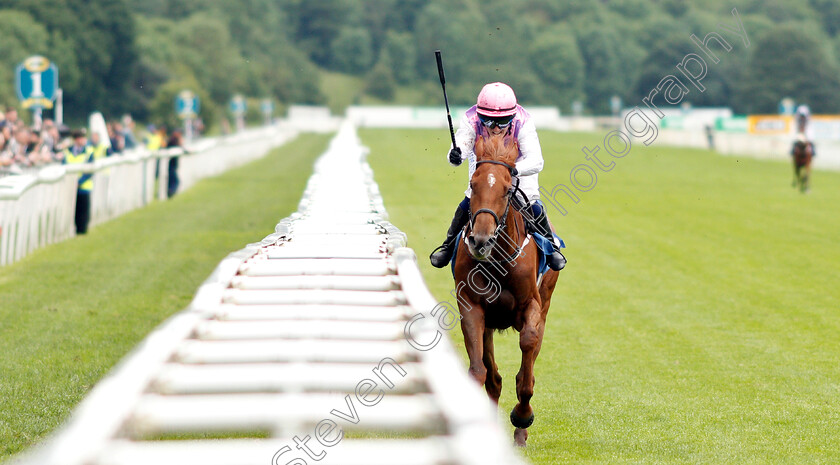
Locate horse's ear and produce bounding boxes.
[475,134,486,159]
[504,134,518,162]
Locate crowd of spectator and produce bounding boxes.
[0,107,141,176]
[1,104,200,234]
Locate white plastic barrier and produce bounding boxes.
[287,105,343,132]
[289,104,840,170]
[14,122,525,465]
[83,150,158,229]
[0,124,298,267]
[656,130,840,170]
[346,104,569,130]
[0,170,77,266]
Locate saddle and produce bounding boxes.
[792,140,813,166]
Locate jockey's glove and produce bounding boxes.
[448,147,462,166]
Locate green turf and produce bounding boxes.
[0,133,330,460]
[361,129,840,464]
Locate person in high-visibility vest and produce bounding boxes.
[145,124,167,181]
[89,130,111,160]
[62,129,95,234]
[145,124,165,151]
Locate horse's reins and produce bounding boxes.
[467,160,528,265]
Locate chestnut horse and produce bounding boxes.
[791,138,813,193]
[452,132,559,447]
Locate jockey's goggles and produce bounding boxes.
[478,114,515,129]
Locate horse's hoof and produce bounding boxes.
[514,428,528,447]
[510,408,535,429]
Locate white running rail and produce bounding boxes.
[14,122,524,465]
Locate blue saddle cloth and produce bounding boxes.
[450,231,565,278]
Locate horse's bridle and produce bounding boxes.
[467,160,527,264]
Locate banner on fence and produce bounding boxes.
[715,116,748,133]
[808,115,840,140]
[747,115,791,135]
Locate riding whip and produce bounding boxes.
[435,50,457,149]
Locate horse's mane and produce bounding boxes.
[475,133,518,165]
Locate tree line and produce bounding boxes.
[2,0,840,128]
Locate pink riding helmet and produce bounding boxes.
[476,82,517,117]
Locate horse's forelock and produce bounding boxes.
[476,133,517,164]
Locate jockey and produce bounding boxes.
[429,82,566,271]
[795,105,815,143]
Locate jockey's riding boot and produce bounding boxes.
[548,247,567,271]
[533,211,567,271]
[430,206,470,268]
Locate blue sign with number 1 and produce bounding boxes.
[16,56,59,110]
[176,90,200,119]
[230,95,246,116]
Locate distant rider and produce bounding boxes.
[791,104,816,190]
[793,104,815,151]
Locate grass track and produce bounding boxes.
[361,129,840,464]
[0,133,330,459]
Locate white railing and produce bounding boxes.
[656,129,840,170]
[0,124,298,267]
[0,168,77,266]
[14,122,524,465]
[337,104,840,170]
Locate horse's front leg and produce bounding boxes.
[512,299,545,447]
[458,295,487,386]
[482,328,503,404]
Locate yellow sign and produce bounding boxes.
[23,55,51,73]
[21,98,53,110]
[747,115,791,135]
[748,114,840,138]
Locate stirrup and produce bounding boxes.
[429,243,454,268]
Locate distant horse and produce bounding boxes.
[452,132,559,447]
[791,138,813,193]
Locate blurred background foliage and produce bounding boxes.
[2,0,840,127]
